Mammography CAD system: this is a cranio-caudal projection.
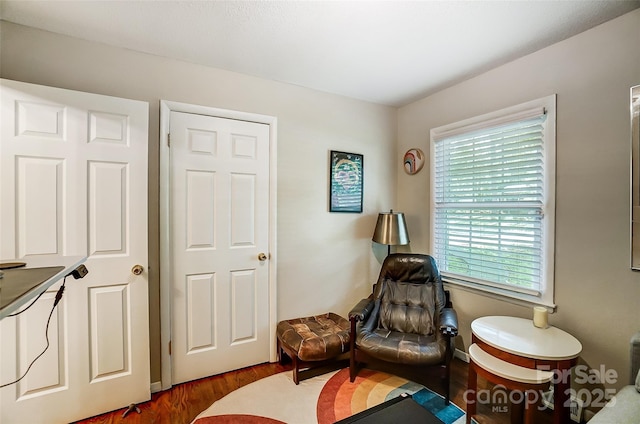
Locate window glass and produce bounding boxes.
[430,96,556,306]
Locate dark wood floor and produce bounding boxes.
[75,358,555,424]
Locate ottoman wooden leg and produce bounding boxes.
[277,337,284,365]
[292,353,300,385]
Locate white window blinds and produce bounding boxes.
[433,112,547,294]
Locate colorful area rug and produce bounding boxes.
[192,368,465,424]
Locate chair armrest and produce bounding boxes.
[439,307,458,337]
[349,299,375,322]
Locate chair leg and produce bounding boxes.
[444,361,451,405]
[442,337,453,405]
[466,363,477,424]
[349,318,357,382]
[349,349,357,382]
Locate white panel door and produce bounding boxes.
[0,79,150,423]
[170,111,270,384]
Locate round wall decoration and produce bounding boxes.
[403,148,425,175]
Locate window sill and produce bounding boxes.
[442,277,556,312]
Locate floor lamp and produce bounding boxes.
[372,210,410,256]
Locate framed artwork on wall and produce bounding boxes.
[329,150,363,213]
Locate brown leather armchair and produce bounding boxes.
[348,253,458,404]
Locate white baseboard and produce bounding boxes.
[455,347,469,363]
[150,381,163,393]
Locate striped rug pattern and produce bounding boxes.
[193,368,465,424]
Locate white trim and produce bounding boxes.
[431,102,546,142]
[443,274,541,297]
[150,381,163,394]
[159,100,278,391]
[455,348,470,363]
[444,281,557,311]
[159,102,171,391]
[430,94,556,308]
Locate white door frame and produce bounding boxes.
[159,100,278,390]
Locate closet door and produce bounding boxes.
[0,79,150,423]
[168,111,271,384]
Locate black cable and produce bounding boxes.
[6,270,76,317]
[0,277,67,389]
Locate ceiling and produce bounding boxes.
[1,0,638,106]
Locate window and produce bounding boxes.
[430,95,556,307]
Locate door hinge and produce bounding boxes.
[167,133,171,147]
[169,340,172,355]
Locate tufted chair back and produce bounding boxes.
[374,254,446,336]
[349,252,458,403]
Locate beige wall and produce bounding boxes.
[0,22,397,384]
[3,6,640,399]
[398,9,640,390]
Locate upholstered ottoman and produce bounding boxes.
[276,312,350,384]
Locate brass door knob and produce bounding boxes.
[131,264,144,275]
[258,253,267,262]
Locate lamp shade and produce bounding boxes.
[372,211,410,246]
